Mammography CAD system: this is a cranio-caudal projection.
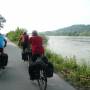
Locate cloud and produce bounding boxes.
[0,0,90,33]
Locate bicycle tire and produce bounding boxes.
[37,70,47,90]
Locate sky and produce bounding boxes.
[0,0,90,34]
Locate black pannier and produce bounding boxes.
[28,62,41,80]
[45,62,54,77]
[0,53,8,67]
[42,56,54,77]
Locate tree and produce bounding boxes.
[7,27,27,41]
[0,15,6,30]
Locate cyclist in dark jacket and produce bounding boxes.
[22,32,29,52]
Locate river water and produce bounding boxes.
[47,36,90,64]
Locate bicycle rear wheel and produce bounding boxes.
[37,70,47,90]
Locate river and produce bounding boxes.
[47,36,90,64]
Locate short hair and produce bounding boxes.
[23,32,27,35]
[32,30,38,36]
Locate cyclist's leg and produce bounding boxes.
[28,48,32,64]
[22,43,27,61]
[31,54,37,62]
[22,42,25,52]
[0,48,5,69]
[0,48,3,53]
[31,54,41,62]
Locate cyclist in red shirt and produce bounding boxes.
[29,30,44,62]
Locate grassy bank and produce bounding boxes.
[45,49,90,90]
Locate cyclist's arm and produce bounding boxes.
[4,38,7,47]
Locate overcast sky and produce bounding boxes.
[0,0,90,34]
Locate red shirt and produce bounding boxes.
[29,36,44,55]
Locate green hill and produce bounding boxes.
[42,24,90,36]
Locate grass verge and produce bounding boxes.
[45,49,90,90]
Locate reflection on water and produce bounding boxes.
[47,36,90,64]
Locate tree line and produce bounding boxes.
[42,25,90,36]
[6,27,48,45]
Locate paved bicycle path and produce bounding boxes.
[0,41,76,90]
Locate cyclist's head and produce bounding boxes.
[32,30,38,36]
[23,32,27,35]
